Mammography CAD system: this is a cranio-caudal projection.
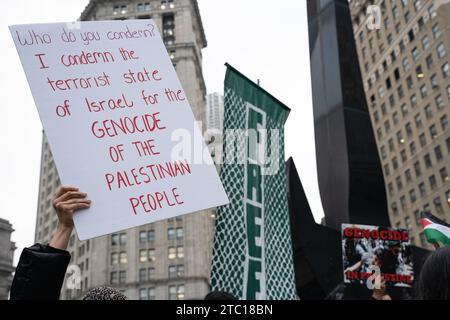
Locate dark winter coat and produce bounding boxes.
[10,243,70,300]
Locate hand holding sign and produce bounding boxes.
[10,20,229,240]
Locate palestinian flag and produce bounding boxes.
[420,211,450,248]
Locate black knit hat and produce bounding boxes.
[82,286,128,300]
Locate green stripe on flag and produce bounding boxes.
[424,227,450,247]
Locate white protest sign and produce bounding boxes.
[10,20,229,240]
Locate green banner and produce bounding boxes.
[210,64,297,300]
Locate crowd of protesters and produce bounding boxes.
[9,186,450,300]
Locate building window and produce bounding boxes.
[432,24,441,39]
[139,249,147,262]
[373,111,380,124]
[168,285,184,300]
[402,57,410,71]
[162,13,175,45]
[436,95,445,110]
[177,265,184,277]
[388,183,394,196]
[139,288,147,300]
[384,164,390,176]
[388,138,395,152]
[440,167,449,183]
[446,190,450,205]
[148,249,156,262]
[441,115,449,131]
[414,161,422,177]
[148,230,155,241]
[148,288,156,300]
[120,233,127,245]
[410,141,416,156]
[381,103,387,115]
[391,202,398,215]
[429,175,437,190]
[176,228,184,240]
[111,234,119,246]
[412,47,420,61]
[401,103,408,117]
[386,77,392,90]
[168,228,175,240]
[110,271,118,285]
[168,247,176,260]
[169,265,176,279]
[177,285,185,300]
[119,271,126,284]
[177,246,184,259]
[409,189,417,203]
[431,74,438,89]
[148,267,155,279]
[426,55,433,70]
[378,86,385,99]
[424,154,432,168]
[405,169,412,183]
[395,176,403,191]
[428,4,436,17]
[119,252,127,264]
[425,105,433,119]
[169,285,177,300]
[405,216,412,234]
[430,125,438,139]
[420,84,428,98]
[377,128,383,141]
[422,35,430,50]
[400,195,407,210]
[139,231,147,243]
[384,120,391,134]
[434,196,443,214]
[420,232,427,247]
[443,63,450,78]
[389,95,395,108]
[397,131,404,145]
[111,252,119,265]
[380,146,386,159]
[139,268,147,281]
[419,182,426,197]
[415,113,422,128]
[394,68,401,81]
[435,145,443,161]
[437,43,446,59]
[410,94,417,107]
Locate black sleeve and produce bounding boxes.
[10,243,71,300]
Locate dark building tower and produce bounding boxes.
[307,0,390,229]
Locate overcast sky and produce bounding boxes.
[0,0,324,264]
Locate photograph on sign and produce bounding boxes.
[341,223,414,288]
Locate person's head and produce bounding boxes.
[204,291,237,300]
[417,247,450,300]
[373,248,384,267]
[387,241,401,256]
[82,286,127,300]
